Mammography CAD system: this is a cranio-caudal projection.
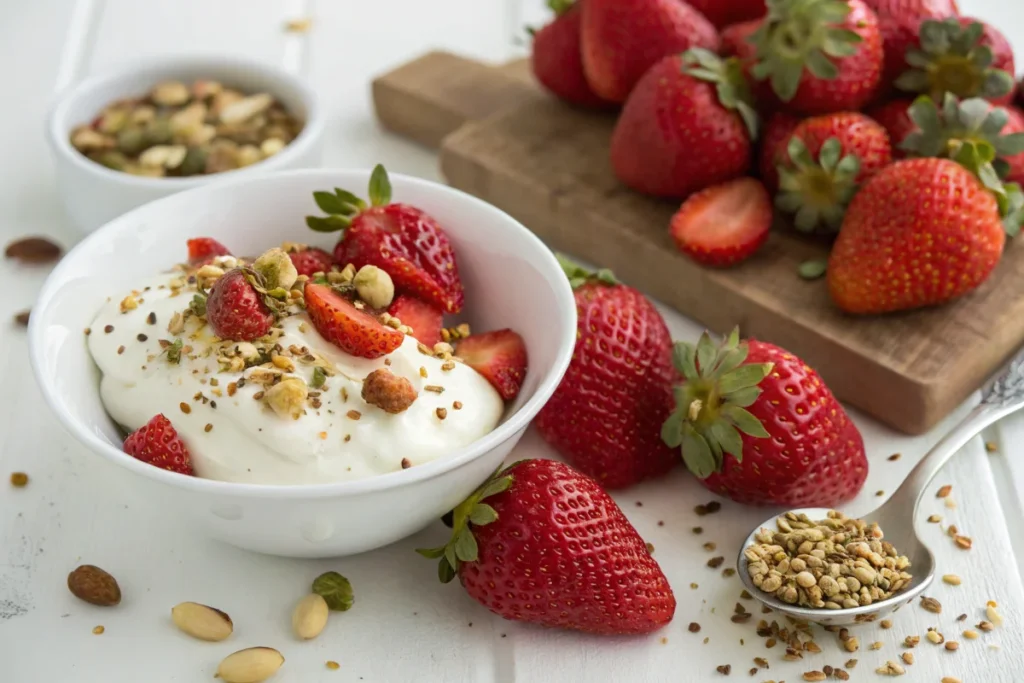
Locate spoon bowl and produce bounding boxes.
[735,346,1024,626]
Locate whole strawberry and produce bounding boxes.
[722,19,783,115]
[866,98,917,156]
[758,112,801,191]
[775,112,893,233]
[306,165,464,313]
[531,0,609,108]
[581,0,719,103]
[535,258,676,488]
[205,268,274,341]
[895,18,1015,105]
[750,0,883,115]
[611,49,757,199]
[122,414,194,476]
[418,459,676,634]
[288,247,334,278]
[661,329,868,507]
[1004,106,1024,185]
[828,158,1005,313]
[688,0,767,29]
[867,0,959,95]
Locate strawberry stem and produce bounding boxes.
[555,253,619,290]
[305,163,394,233]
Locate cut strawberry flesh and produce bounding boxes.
[304,283,403,360]
[456,329,528,401]
[186,237,231,265]
[669,178,771,266]
[388,295,443,347]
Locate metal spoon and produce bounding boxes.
[736,347,1024,626]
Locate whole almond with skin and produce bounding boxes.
[5,236,62,264]
[171,601,233,641]
[291,593,328,640]
[216,647,284,683]
[67,565,121,606]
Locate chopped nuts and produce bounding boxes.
[900,651,913,665]
[875,660,905,676]
[903,635,920,648]
[264,377,308,420]
[254,247,298,291]
[926,630,944,644]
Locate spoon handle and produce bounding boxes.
[891,346,1024,517]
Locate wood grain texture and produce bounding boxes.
[373,52,1024,435]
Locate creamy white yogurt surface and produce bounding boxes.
[88,274,504,485]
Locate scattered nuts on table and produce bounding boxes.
[743,510,912,609]
[216,647,285,683]
[67,564,121,606]
[68,80,303,178]
[170,601,234,641]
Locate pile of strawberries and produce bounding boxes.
[531,0,1024,314]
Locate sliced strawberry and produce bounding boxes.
[306,165,464,313]
[456,329,528,400]
[122,414,194,476]
[388,295,443,347]
[187,237,231,265]
[289,247,334,277]
[304,283,403,359]
[669,178,771,267]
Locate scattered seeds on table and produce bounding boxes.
[692,526,703,534]
[703,542,717,552]
[740,590,753,600]
[936,485,952,498]
[942,574,961,586]
[843,637,860,653]
[869,641,883,650]
[888,453,901,461]
[707,556,725,569]
[926,630,945,645]
[900,651,913,665]
[927,515,941,523]
[880,619,892,629]
[956,613,967,622]
[845,658,858,668]
[904,635,920,648]
[10,472,28,487]
[945,497,957,509]
[942,678,962,683]
[920,596,942,613]
[742,510,912,609]
[986,604,1003,626]
[963,629,979,640]
[802,672,826,682]
[326,660,340,670]
[715,664,731,675]
[944,641,959,651]
[977,620,994,632]
[696,501,722,516]
[92,625,104,635]
[953,535,972,550]
[67,565,121,606]
[875,660,906,675]
[985,441,997,452]
[284,18,312,32]
[5,236,62,264]
[688,622,701,633]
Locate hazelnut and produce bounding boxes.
[264,377,308,420]
[354,265,394,309]
[253,247,298,291]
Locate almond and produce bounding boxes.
[170,601,233,641]
[5,236,62,264]
[67,565,121,606]
[216,647,284,683]
[291,593,329,640]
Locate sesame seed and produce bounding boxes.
[146,311,156,325]
[10,472,28,487]
[92,625,105,635]
[344,434,351,442]
[104,325,114,333]
[326,661,340,670]
[137,333,148,342]
[347,410,361,420]
[204,424,213,432]
[419,366,428,378]
[888,453,901,461]
[179,402,191,414]
[84,327,91,336]
[116,345,125,355]
[937,484,952,498]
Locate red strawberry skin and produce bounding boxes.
[611,54,752,199]
[687,0,766,29]
[698,342,868,507]
[458,459,676,634]
[786,112,893,184]
[456,329,528,401]
[387,295,443,348]
[535,283,676,488]
[865,0,959,93]
[784,0,884,115]
[333,204,464,314]
[758,112,801,191]
[866,99,916,157]
[289,247,334,278]
[205,269,274,342]
[864,0,958,16]
[532,3,610,108]
[304,283,403,359]
[828,158,1005,314]
[967,18,1016,106]
[187,237,230,265]
[1004,106,1024,185]
[581,0,720,103]
[122,414,194,476]
[722,19,782,115]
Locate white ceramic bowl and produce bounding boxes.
[29,168,576,558]
[46,55,325,233]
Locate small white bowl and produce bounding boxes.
[29,168,576,558]
[46,55,325,233]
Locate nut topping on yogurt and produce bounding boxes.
[90,171,528,485]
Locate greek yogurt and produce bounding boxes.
[88,272,504,485]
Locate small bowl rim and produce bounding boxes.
[29,167,577,500]
[45,54,324,190]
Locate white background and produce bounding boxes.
[2,1,1024,681]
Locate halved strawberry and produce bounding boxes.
[306,165,464,313]
[388,295,443,347]
[122,414,194,476]
[669,177,771,267]
[304,283,403,359]
[456,330,528,401]
[289,247,334,277]
[187,237,230,265]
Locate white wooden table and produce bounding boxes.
[2,1,1024,681]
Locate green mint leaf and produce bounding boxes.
[368,164,392,206]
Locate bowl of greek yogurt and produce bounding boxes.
[29,167,576,558]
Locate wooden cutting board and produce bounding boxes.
[372,51,1024,435]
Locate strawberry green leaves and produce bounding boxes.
[896,19,1014,102]
[750,0,862,103]
[305,165,387,232]
[903,94,1024,234]
[662,329,771,480]
[776,135,861,233]
[555,252,619,290]
[416,467,513,584]
[683,48,759,139]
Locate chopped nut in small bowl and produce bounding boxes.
[46,56,323,232]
